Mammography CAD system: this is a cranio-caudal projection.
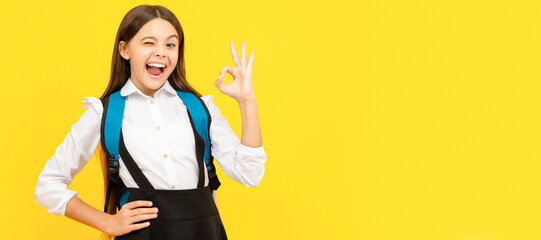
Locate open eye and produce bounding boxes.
[167,43,176,47]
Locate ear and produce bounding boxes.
[119,41,129,60]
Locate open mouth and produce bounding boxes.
[145,63,167,79]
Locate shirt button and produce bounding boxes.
[150,100,154,104]
[171,184,175,189]
[164,154,167,158]
[156,126,160,130]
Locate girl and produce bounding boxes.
[33,4,266,240]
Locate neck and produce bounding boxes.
[130,77,163,98]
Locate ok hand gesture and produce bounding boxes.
[214,40,256,102]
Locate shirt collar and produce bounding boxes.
[120,77,177,97]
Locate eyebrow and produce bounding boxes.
[141,35,178,41]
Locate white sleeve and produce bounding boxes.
[201,95,267,187]
[33,96,103,216]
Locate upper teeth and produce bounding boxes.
[147,63,165,68]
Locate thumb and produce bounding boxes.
[214,74,226,93]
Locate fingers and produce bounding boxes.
[131,213,158,223]
[247,50,254,75]
[110,201,156,235]
[127,205,158,228]
[130,221,151,231]
[229,40,240,68]
[129,207,158,217]
[240,41,246,68]
[214,76,224,92]
[229,41,253,73]
[215,66,230,93]
[214,78,225,93]
[125,200,153,210]
[219,65,236,79]
[215,67,226,92]
[123,201,158,218]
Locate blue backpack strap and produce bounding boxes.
[103,90,125,161]
[176,91,211,168]
[100,90,129,212]
[176,91,221,191]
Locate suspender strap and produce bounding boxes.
[119,130,155,189]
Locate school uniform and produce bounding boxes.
[33,78,267,238]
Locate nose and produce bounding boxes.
[154,44,166,57]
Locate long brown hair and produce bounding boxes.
[99,4,201,239]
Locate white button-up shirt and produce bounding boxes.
[33,78,267,216]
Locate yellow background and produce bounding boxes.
[1,0,540,239]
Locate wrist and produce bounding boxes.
[236,94,256,105]
[103,213,114,235]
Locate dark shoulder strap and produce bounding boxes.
[118,130,154,189]
[176,91,221,191]
[196,96,221,191]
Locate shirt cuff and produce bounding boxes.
[237,144,265,153]
[51,190,78,217]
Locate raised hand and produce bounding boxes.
[214,40,256,102]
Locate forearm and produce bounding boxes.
[237,96,262,148]
[65,196,113,234]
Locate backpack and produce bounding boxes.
[99,90,221,212]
